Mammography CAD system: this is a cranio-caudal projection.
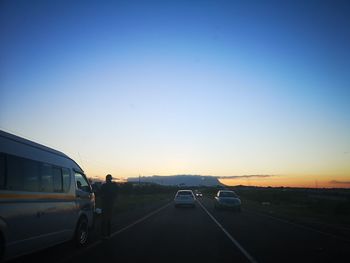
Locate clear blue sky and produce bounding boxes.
[1,0,349,186]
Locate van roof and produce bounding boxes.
[0,130,83,172]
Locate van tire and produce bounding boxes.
[74,217,89,247]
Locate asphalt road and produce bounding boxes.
[7,197,350,263]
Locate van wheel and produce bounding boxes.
[75,217,89,247]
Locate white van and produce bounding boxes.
[0,130,95,261]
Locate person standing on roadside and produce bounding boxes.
[100,174,118,239]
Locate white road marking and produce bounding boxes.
[60,202,172,263]
[197,200,258,263]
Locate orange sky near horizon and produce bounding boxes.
[218,175,350,188]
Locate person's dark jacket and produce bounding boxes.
[100,182,118,211]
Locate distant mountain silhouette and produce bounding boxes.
[128,175,224,187]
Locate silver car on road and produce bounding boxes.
[214,190,241,211]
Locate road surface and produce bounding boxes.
[7,197,350,263]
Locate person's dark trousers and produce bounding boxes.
[101,208,113,238]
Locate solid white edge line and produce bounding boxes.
[198,200,258,263]
[60,201,172,263]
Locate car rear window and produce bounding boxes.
[178,191,192,195]
[219,191,237,197]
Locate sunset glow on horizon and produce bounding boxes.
[218,174,350,189]
[1,1,349,188]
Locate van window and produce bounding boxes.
[40,164,54,192]
[7,155,40,191]
[53,167,63,192]
[62,168,71,192]
[40,164,64,192]
[0,154,5,189]
[75,172,90,193]
[5,154,68,193]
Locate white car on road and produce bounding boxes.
[174,190,196,208]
